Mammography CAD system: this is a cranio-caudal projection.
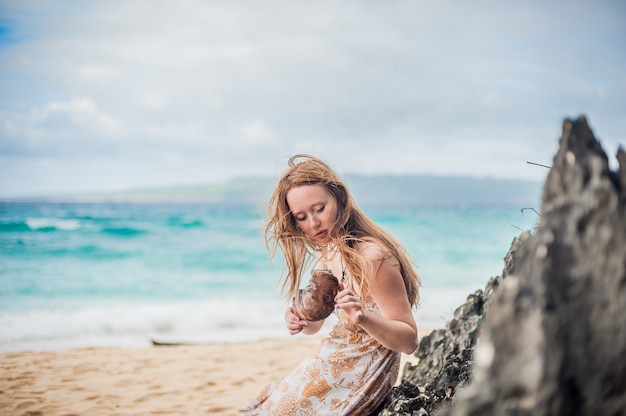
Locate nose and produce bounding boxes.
[309,214,321,229]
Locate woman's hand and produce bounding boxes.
[284,307,308,335]
[334,282,364,324]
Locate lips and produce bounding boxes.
[315,230,328,240]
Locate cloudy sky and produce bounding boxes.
[1,1,624,196]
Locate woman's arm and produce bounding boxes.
[335,245,419,354]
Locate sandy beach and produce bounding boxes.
[0,332,428,416]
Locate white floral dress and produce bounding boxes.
[239,300,400,416]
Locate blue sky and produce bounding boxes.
[0,0,625,196]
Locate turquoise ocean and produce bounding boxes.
[0,201,540,352]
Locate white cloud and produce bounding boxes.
[0,0,624,196]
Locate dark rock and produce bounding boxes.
[445,116,626,415]
[378,116,626,416]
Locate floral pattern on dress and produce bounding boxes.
[239,301,400,416]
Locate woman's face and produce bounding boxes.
[286,184,338,245]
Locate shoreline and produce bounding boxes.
[0,332,430,416]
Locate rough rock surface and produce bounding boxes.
[379,116,626,416]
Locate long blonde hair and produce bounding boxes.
[265,154,421,307]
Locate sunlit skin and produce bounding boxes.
[284,184,419,354]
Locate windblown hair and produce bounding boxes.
[265,154,421,307]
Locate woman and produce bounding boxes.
[240,154,421,415]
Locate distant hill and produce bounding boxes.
[345,175,543,206]
[2,175,543,206]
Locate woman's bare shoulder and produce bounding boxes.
[356,237,393,262]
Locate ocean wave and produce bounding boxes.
[27,217,82,231]
[0,218,82,232]
[166,217,205,228]
[0,220,147,238]
[0,298,293,352]
[101,227,147,236]
[0,286,460,353]
[0,221,31,232]
[12,219,150,237]
[70,245,134,260]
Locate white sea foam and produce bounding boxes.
[25,217,81,231]
[0,298,293,352]
[0,287,469,352]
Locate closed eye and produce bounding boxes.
[293,204,325,222]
